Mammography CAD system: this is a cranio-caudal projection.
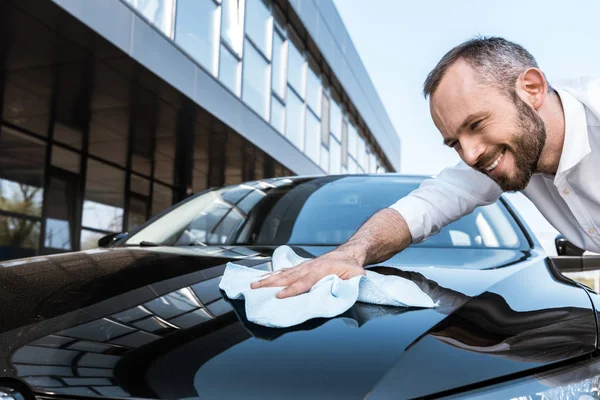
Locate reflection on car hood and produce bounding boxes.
[0,245,595,399]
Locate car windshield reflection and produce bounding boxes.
[126,176,528,250]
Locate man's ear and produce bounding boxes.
[518,68,548,110]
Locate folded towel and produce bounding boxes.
[219,245,436,328]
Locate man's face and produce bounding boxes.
[430,60,546,192]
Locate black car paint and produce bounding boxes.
[0,174,598,399]
[0,244,597,399]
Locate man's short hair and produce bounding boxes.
[423,36,554,99]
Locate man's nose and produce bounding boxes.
[461,139,486,168]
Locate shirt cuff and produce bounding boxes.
[388,195,431,244]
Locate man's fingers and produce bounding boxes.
[250,267,304,289]
[276,276,316,298]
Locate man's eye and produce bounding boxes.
[470,120,482,130]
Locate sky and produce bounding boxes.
[332,0,600,254]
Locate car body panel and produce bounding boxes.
[0,244,596,399]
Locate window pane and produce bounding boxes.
[270,95,285,134]
[154,103,177,185]
[341,120,348,166]
[152,183,173,217]
[348,156,358,174]
[321,94,330,146]
[131,175,151,196]
[80,229,105,251]
[221,0,245,55]
[319,144,329,173]
[348,122,358,158]
[44,218,71,250]
[128,0,175,37]
[357,135,366,170]
[0,216,40,261]
[287,40,305,98]
[128,197,148,231]
[242,40,270,120]
[219,44,241,96]
[271,32,287,99]
[369,151,377,173]
[330,99,342,140]
[306,65,321,116]
[285,90,304,150]
[3,68,52,137]
[245,0,272,59]
[0,180,43,217]
[83,161,125,232]
[0,128,45,217]
[329,136,341,175]
[51,146,80,174]
[175,0,220,76]
[305,110,320,164]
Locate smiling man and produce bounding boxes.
[251,36,600,298]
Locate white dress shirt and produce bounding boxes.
[389,78,600,253]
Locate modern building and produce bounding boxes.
[0,0,401,261]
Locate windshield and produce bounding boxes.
[126,176,527,249]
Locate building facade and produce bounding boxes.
[0,0,401,261]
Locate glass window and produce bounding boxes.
[0,216,40,260]
[175,0,221,76]
[130,175,151,196]
[45,218,71,250]
[127,0,176,38]
[306,64,321,116]
[319,144,329,173]
[51,146,80,174]
[285,91,304,150]
[305,110,320,164]
[154,103,177,186]
[79,229,104,251]
[221,0,245,56]
[152,183,173,217]
[341,120,348,166]
[271,31,287,99]
[287,39,306,98]
[321,93,330,146]
[329,136,341,175]
[270,95,285,134]
[0,128,45,217]
[127,177,526,251]
[219,44,241,96]
[369,151,377,173]
[128,196,148,231]
[44,172,79,251]
[245,0,272,58]
[348,122,358,158]
[357,135,366,170]
[3,69,52,137]
[242,40,270,120]
[89,108,129,167]
[82,160,125,232]
[330,98,342,140]
[348,156,358,174]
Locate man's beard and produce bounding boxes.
[493,93,547,192]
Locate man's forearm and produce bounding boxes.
[335,208,412,266]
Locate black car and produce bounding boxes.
[1,174,600,400]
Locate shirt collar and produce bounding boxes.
[554,87,591,177]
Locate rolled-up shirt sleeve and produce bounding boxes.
[388,161,503,243]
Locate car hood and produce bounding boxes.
[0,245,596,399]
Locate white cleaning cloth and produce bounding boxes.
[219,245,436,328]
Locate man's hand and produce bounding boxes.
[250,208,412,299]
[250,251,366,298]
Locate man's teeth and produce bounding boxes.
[486,151,505,171]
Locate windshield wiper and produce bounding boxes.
[139,241,161,247]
